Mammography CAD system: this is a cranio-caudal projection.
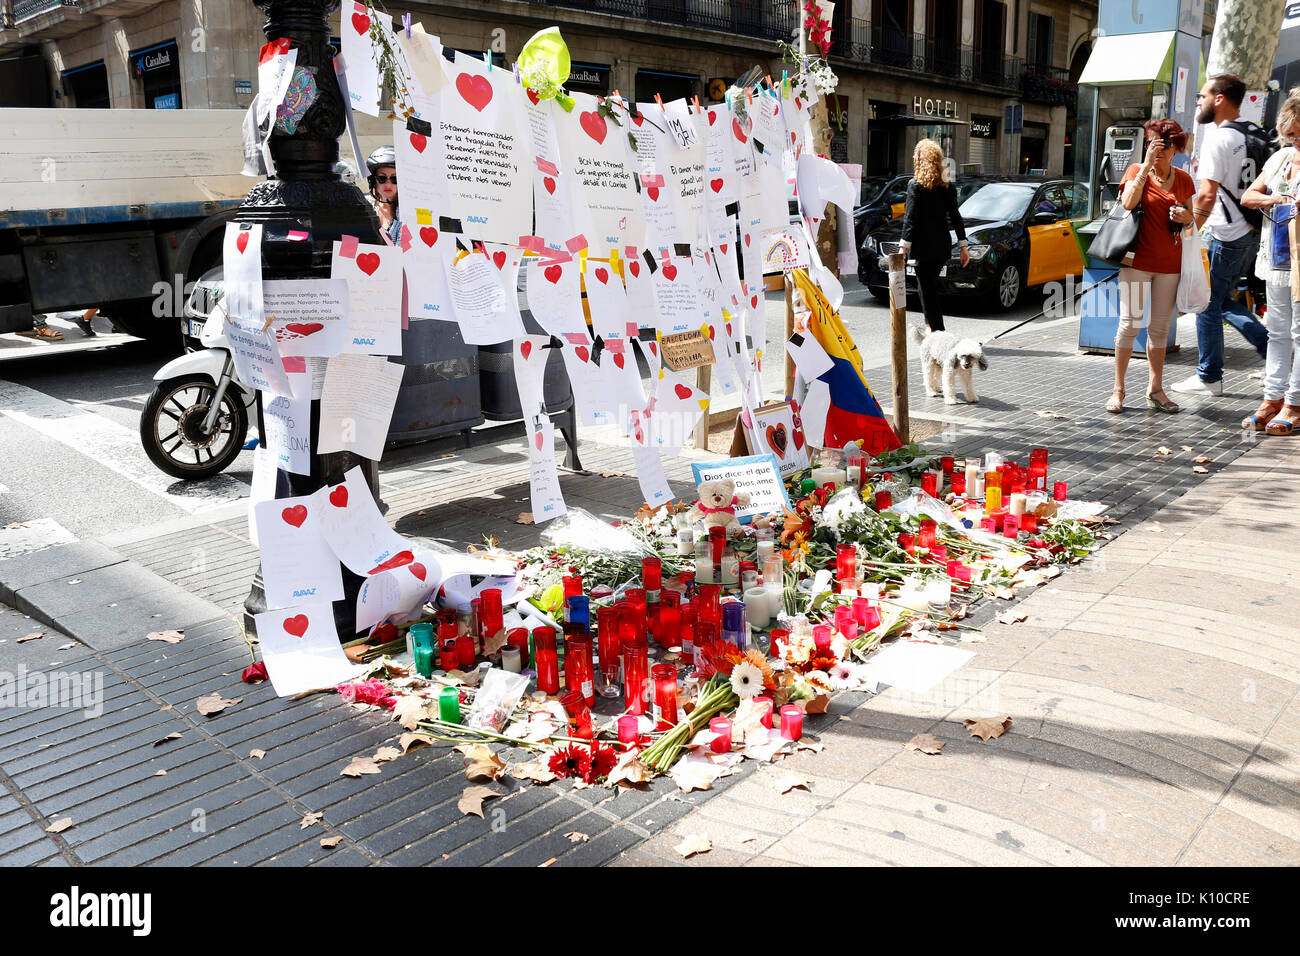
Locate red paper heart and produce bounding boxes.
[526,88,540,105]
[281,505,307,528]
[574,346,590,362]
[720,243,728,254]
[368,550,414,575]
[419,226,438,247]
[613,353,625,369]
[543,176,556,195]
[544,264,563,283]
[674,383,692,400]
[455,73,493,112]
[710,178,724,193]
[535,430,544,450]
[706,324,715,339]
[355,252,380,276]
[751,295,759,308]
[662,263,678,281]
[628,261,640,277]
[351,12,369,35]
[744,233,751,247]
[646,186,660,202]
[726,322,732,336]
[708,111,718,126]
[594,267,609,284]
[795,97,802,110]
[493,250,507,270]
[733,118,748,143]
[792,425,805,451]
[579,110,607,144]
[520,341,532,360]
[409,132,427,153]
[766,423,789,459]
[648,342,657,355]
[285,322,322,337]
[283,614,309,638]
[791,132,797,144]
[236,231,249,254]
[409,563,427,582]
[329,485,348,508]
[632,113,645,126]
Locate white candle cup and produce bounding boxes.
[858,581,881,601]
[1009,493,1027,516]
[501,645,522,673]
[744,588,770,628]
[811,466,841,489]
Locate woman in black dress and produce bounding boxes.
[899,139,969,331]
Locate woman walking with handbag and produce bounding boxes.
[899,139,969,332]
[1108,119,1196,413]
[1241,91,1300,435]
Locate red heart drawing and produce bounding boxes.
[594,267,609,284]
[409,132,427,153]
[646,187,660,202]
[628,261,640,277]
[792,426,805,451]
[355,252,380,276]
[419,226,438,247]
[726,322,732,336]
[648,342,657,355]
[708,111,717,126]
[535,430,544,450]
[720,243,728,254]
[410,563,427,582]
[329,485,348,508]
[633,421,644,443]
[662,263,678,281]
[751,295,759,308]
[706,324,715,339]
[733,118,748,143]
[744,233,751,247]
[674,383,692,400]
[455,73,493,112]
[731,295,739,306]
[520,341,532,360]
[285,322,323,337]
[574,346,590,362]
[544,264,562,284]
[368,550,414,575]
[766,423,789,459]
[351,12,369,35]
[710,178,724,193]
[526,88,540,105]
[791,132,797,144]
[705,252,711,264]
[281,505,307,528]
[283,614,309,637]
[543,176,556,195]
[613,353,625,369]
[795,96,802,110]
[493,250,507,270]
[236,231,249,254]
[579,110,607,144]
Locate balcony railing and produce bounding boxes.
[1020,64,1075,105]
[15,0,62,22]
[530,0,801,41]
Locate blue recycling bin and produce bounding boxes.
[1077,221,1179,355]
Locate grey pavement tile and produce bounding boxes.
[0,541,126,603]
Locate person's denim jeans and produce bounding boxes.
[1195,233,1268,382]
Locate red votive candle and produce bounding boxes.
[946,559,961,578]
[534,628,559,695]
[813,624,834,651]
[596,605,623,689]
[506,627,529,666]
[833,604,854,635]
[981,517,997,533]
[618,714,640,744]
[851,597,872,626]
[455,633,475,670]
[657,588,680,648]
[930,544,948,565]
[559,690,593,739]
[692,619,716,671]
[1003,515,1021,538]
[1021,513,1038,533]
[641,556,662,592]
[768,627,790,656]
[941,456,955,476]
[622,638,649,715]
[754,698,775,729]
[709,717,732,753]
[860,604,881,630]
[989,507,1008,530]
[918,519,938,550]
[679,602,698,655]
[441,637,459,673]
[651,662,679,728]
[898,532,916,554]
[921,472,938,497]
[562,574,584,600]
[1053,481,1068,501]
[565,634,596,705]
[875,490,893,511]
[951,472,967,495]
[698,585,721,628]
[1030,447,1048,471]
[779,705,803,741]
[836,544,856,585]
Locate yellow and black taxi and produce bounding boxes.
[859,177,1090,311]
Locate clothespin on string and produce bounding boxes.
[402,13,411,38]
[654,92,664,111]
[513,62,520,84]
[485,51,492,71]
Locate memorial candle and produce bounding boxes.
[560,690,593,739]
[455,633,475,671]
[754,698,775,729]
[951,472,967,495]
[779,705,803,741]
[439,686,461,723]
[1021,513,1038,533]
[618,714,640,744]
[533,629,560,695]
[921,471,938,497]
[596,605,623,696]
[875,490,893,511]
[709,717,732,753]
[811,465,841,489]
[1009,492,1027,516]
[940,456,955,477]
[836,544,857,585]
[506,627,529,668]
[1003,514,1021,538]
[622,638,650,715]
[813,624,834,651]
[501,645,522,673]
[918,519,938,550]
[652,662,679,728]
[1054,481,1068,501]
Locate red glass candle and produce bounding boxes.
[832,604,853,634]
[641,556,661,591]
[479,587,504,644]
[898,532,916,554]
[709,716,732,753]
[440,637,459,672]
[768,627,790,656]
[617,714,640,744]
[506,627,529,667]
[946,559,961,578]
[562,574,584,600]
[1053,481,1068,501]
[859,604,881,630]
[657,589,680,648]
[989,507,1008,530]
[1003,515,1021,538]
[930,544,947,565]
[940,456,955,476]
[921,472,938,497]
[622,638,649,715]
[559,689,593,739]
[596,605,624,689]
[697,585,721,628]
[455,634,475,671]
[534,629,560,695]
[836,544,856,585]
[957,564,972,583]
[1029,447,1048,470]
[980,517,997,533]
[678,601,698,655]
[951,472,966,495]
[779,705,803,741]
[565,634,596,705]
[851,598,872,626]
[874,490,892,511]
[813,624,834,651]
[692,620,716,671]
[754,698,775,729]
[918,519,938,550]
[1021,513,1038,533]
[651,662,679,728]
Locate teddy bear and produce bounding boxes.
[687,478,751,536]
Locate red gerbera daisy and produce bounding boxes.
[548,744,593,780]
[587,743,618,782]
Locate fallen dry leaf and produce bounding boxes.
[146,629,185,644]
[458,785,503,817]
[669,761,720,792]
[46,818,73,834]
[598,470,629,478]
[995,610,1029,625]
[249,748,266,760]
[300,812,323,830]
[564,831,590,843]
[795,738,824,753]
[399,731,436,754]
[392,696,431,731]
[340,756,382,777]
[906,733,946,755]
[515,512,535,525]
[772,772,810,794]
[803,694,830,715]
[1193,455,1211,464]
[344,644,369,663]
[153,769,167,776]
[16,632,41,644]
[675,833,712,859]
[990,586,1017,600]
[67,578,82,585]
[320,836,343,849]
[1193,465,1208,474]
[483,628,509,657]
[739,834,759,843]
[457,743,507,782]
[605,750,654,788]
[195,692,241,717]
[1180,444,1194,452]
[1156,446,1173,456]
[509,761,558,784]
[963,716,1013,742]
[373,746,401,764]
[153,732,182,746]
[57,642,76,650]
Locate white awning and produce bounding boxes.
[1078,31,1177,86]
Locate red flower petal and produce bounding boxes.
[242,662,269,684]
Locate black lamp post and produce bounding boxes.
[241,0,384,638]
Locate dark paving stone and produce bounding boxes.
[0,542,125,605]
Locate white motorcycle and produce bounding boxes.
[139,268,256,480]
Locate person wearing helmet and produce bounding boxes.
[365,145,400,244]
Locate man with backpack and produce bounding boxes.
[1173,73,1271,398]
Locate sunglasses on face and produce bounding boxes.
[374,174,397,184]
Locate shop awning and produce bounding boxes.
[1078,31,1176,85]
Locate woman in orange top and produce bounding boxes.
[1108,119,1196,413]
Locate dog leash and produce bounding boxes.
[986,269,1120,342]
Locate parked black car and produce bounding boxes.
[858,177,1089,311]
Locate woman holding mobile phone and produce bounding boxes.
[1107,119,1196,414]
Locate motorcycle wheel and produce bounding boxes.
[140,374,248,480]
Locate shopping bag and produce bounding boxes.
[1176,230,1211,314]
[1269,201,1295,271]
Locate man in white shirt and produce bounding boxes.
[1173,74,1270,397]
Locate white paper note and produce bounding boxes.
[316,465,415,576]
[526,414,567,523]
[339,1,389,117]
[263,278,350,357]
[317,353,405,461]
[262,387,313,476]
[525,257,585,336]
[446,248,526,345]
[632,444,674,509]
[253,603,358,696]
[254,495,345,610]
[332,241,403,355]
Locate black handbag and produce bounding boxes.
[1090,200,1143,266]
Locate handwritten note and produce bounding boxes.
[262,388,312,476]
[315,465,414,576]
[340,2,390,116]
[222,222,292,397]
[253,495,345,609]
[317,353,405,461]
[446,249,526,345]
[332,240,402,355]
[525,257,585,336]
[526,414,567,523]
[263,278,349,357]
[554,91,646,250]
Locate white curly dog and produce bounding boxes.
[910,324,988,405]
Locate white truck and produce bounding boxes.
[0,107,251,341]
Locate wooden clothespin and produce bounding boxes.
[654,92,664,110]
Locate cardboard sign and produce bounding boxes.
[660,328,716,371]
[745,401,809,478]
[689,453,792,523]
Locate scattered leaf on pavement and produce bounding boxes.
[1193,465,1208,474]
[906,733,946,755]
[320,836,343,849]
[195,692,241,717]
[990,586,1017,600]
[772,772,810,794]
[963,716,1013,742]
[16,632,41,644]
[483,628,509,657]
[1156,446,1173,456]
[803,694,830,715]
[1193,455,1211,464]
[153,732,182,746]
[340,756,381,777]
[1180,445,1194,452]
[1034,410,1065,419]
[995,610,1029,625]
[457,743,507,782]
[510,761,558,784]
[675,834,712,859]
[392,696,430,731]
[599,471,628,478]
[515,512,535,525]
[458,785,503,817]
[300,812,323,830]
[147,630,185,644]
[564,831,590,843]
[249,749,266,760]
[605,751,653,788]
[373,746,401,764]
[398,732,436,754]
[795,738,824,753]
[45,818,73,834]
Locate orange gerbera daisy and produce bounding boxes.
[743,648,777,690]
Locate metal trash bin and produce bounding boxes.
[477,312,573,421]
[387,317,484,445]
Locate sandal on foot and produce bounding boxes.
[1265,409,1300,435]
[16,326,63,340]
[1243,401,1283,430]
[1147,391,1180,414]
[1106,389,1124,413]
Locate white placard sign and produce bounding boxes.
[254,495,345,609]
[554,91,646,250]
[446,248,526,345]
[332,241,403,355]
[262,388,312,476]
[316,466,415,576]
[253,603,358,697]
[222,223,292,398]
[689,454,792,523]
[339,1,389,117]
[317,353,405,462]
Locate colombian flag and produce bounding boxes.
[790,269,901,457]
